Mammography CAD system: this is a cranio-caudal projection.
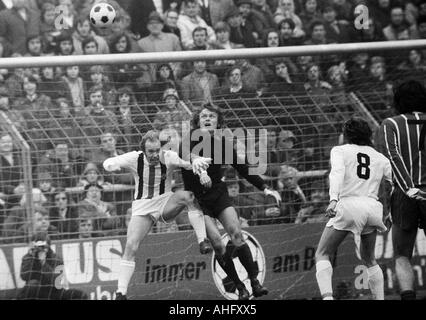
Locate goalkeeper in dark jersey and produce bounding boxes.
[179,103,281,300]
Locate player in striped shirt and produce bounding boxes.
[315,117,392,300]
[377,79,426,300]
[103,130,211,300]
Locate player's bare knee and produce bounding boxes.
[176,190,194,206]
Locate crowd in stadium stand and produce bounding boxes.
[0,0,426,243]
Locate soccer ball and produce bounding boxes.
[90,2,116,29]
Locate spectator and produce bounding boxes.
[226,177,264,226]
[128,0,156,38]
[294,182,328,224]
[29,205,60,240]
[0,0,41,55]
[332,0,353,25]
[0,86,26,131]
[38,66,71,101]
[321,5,350,43]
[265,59,304,96]
[227,2,257,48]
[211,21,244,78]
[396,49,426,83]
[72,15,110,55]
[148,63,179,102]
[303,63,332,95]
[273,0,305,39]
[346,52,370,91]
[87,65,116,108]
[82,36,100,55]
[25,35,43,57]
[78,218,95,239]
[55,31,75,56]
[237,58,267,93]
[197,0,237,27]
[177,0,216,50]
[18,232,88,299]
[371,0,392,29]
[367,56,391,92]
[13,75,55,151]
[278,18,302,46]
[180,60,220,105]
[138,11,183,81]
[303,20,330,45]
[76,162,106,188]
[109,33,146,91]
[113,86,142,149]
[236,0,259,46]
[216,65,256,100]
[299,0,321,34]
[189,26,214,50]
[262,127,280,177]
[327,63,350,110]
[256,29,290,82]
[153,88,192,135]
[78,86,119,145]
[62,65,86,113]
[4,56,25,99]
[1,205,26,244]
[37,140,84,189]
[39,2,58,53]
[276,129,299,165]
[163,8,182,40]
[49,188,79,239]
[276,165,307,223]
[37,171,56,208]
[382,5,417,41]
[350,16,385,43]
[77,183,120,234]
[49,97,88,148]
[417,14,426,39]
[0,132,24,208]
[250,0,276,41]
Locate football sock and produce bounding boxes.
[188,210,207,244]
[367,265,384,300]
[316,260,334,300]
[117,260,135,295]
[234,242,259,281]
[216,251,244,287]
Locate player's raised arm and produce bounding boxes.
[103,151,139,172]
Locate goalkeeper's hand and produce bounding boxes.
[407,188,426,201]
[264,188,281,205]
[192,157,212,175]
[199,170,212,188]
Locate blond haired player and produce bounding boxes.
[315,118,392,300]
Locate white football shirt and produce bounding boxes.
[329,144,392,201]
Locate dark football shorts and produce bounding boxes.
[391,187,426,231]
[195,182,233,218]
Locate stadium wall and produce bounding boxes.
[1,223,425,300]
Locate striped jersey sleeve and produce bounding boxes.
[379,117,415,192]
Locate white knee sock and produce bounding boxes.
[316,260,334,300]
[117,260,135,295]
[367,264,384,300]
[188,210,207,244]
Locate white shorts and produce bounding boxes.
[326,196,387,235]
[131,192,174,223]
